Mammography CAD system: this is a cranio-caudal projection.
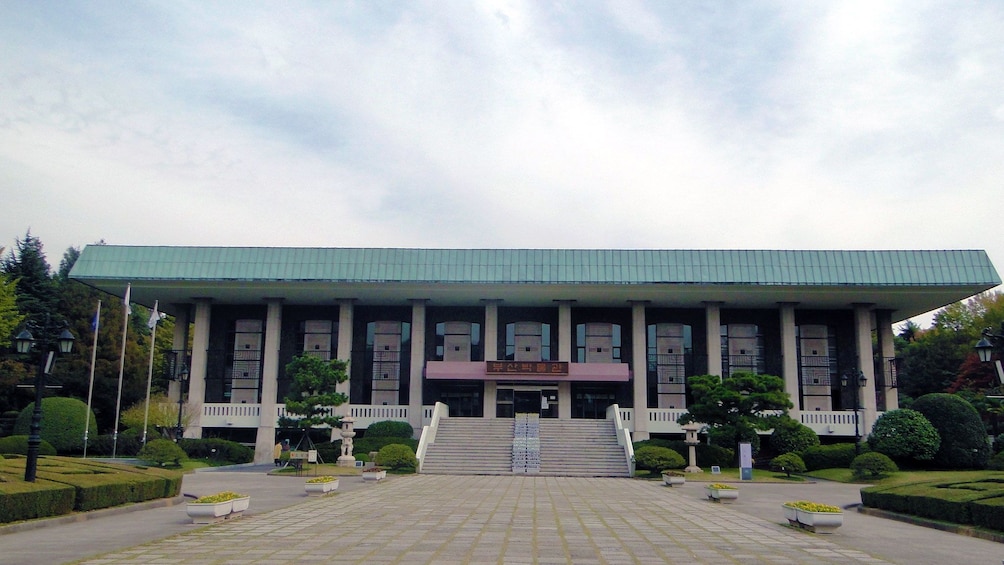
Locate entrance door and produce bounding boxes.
[513,390,542,414]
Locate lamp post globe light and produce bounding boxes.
[14,321,75,482]
[841,370,867,455]
[975,322,1004,384]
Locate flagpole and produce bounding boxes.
[142,301,159,445]
[112,284,131,459]
[83,300,100,459]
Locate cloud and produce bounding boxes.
[0,0,1002,310]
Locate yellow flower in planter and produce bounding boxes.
[707,483,737,490]
[193,491,247,503]
[306,476,337,483]
[787,500,841,513]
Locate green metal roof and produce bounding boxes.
[70,246,1001,287]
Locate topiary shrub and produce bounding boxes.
[866,409,940,464]
[800,443,862,471]
[633,445,685,472]
[0,434,56,455]
[137,439,189,467]
[851,452,898,479]
[339,436,418,458]
[769,452,806,477]
[769,417,819,455]
[364,420,415,438]
[13,397,98,453]
[375,443,417,471]
[913,393,990,469]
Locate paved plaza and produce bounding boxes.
[2,469,1004,564]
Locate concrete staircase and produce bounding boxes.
[538,419,630,477]
[420,417,630,477]
[420,418,515,475]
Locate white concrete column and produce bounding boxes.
[704,302,723,377]
[336,300,355,414]
[876,309,898,411]
[483,300,499,419]
[854,304,878,438]
[631,301,649,440]
[255,299,283,464]
[557,301,573,420]
[169,305,190,403]
[779,303,800,416]
[186,299,212,438]
[409,300,427,432]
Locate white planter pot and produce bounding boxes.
[782,504,798,525]
[362,470,387,481]
[186,500,233,524]
[229,496,250,518]
[305,479,339,494]
[662,474,686,487]
[795,508,843,533]
[705,487,738,504]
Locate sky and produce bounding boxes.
[1,1,1002,326]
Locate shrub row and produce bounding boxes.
[0,457,182,522]
[178,438,254,464]
[861,478,1004,531]
[800,443,866,471]
[633,439,734,469]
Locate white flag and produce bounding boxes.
[123,283,132,315]
[147,300,160,329]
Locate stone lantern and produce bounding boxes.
[337,416,356,467]
[682,422,702,473]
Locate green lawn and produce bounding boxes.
[805,468,1004,486]
[635,468,806,483]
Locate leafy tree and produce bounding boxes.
[677,372,793,458]
[120,393,190,440]
[278,355,349,430]
[913,393,990,469]
[1,230,57,326]
[0,271,24,348]
[866,409,940,463]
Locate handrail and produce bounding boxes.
[416,402,448,473]
[608,404,634,476]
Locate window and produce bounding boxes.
[505,322,551,361]
[576,323,622,363]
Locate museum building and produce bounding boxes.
[70,246,1001,465]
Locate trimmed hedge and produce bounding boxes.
[0,457,182,522]
[913,393,990,469]
[800,443,864,471]
[0,435,57,456]
[365,420,415,438]
[862,478,1004,531]
[851,452,898,479]
[335,436,419,458]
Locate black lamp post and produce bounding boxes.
[175,364,189,442]
[15,321,75,482]
[975,322,1004,384]
[841,370,867,454]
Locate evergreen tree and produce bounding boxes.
[1,230,57,326]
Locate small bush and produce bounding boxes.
[769,452,806,477]
[375,443,417,471]
[769,417,820,455]
[87,430,142,457]
[988,451,1004,471]
[337,436,418,458]
[633,445,685,472]
[0,434,56,456]
[137,439,189,467]
[365,420,415,438]
[867,409,940,463]
[851,452,898,479]
[801,443,862,471]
